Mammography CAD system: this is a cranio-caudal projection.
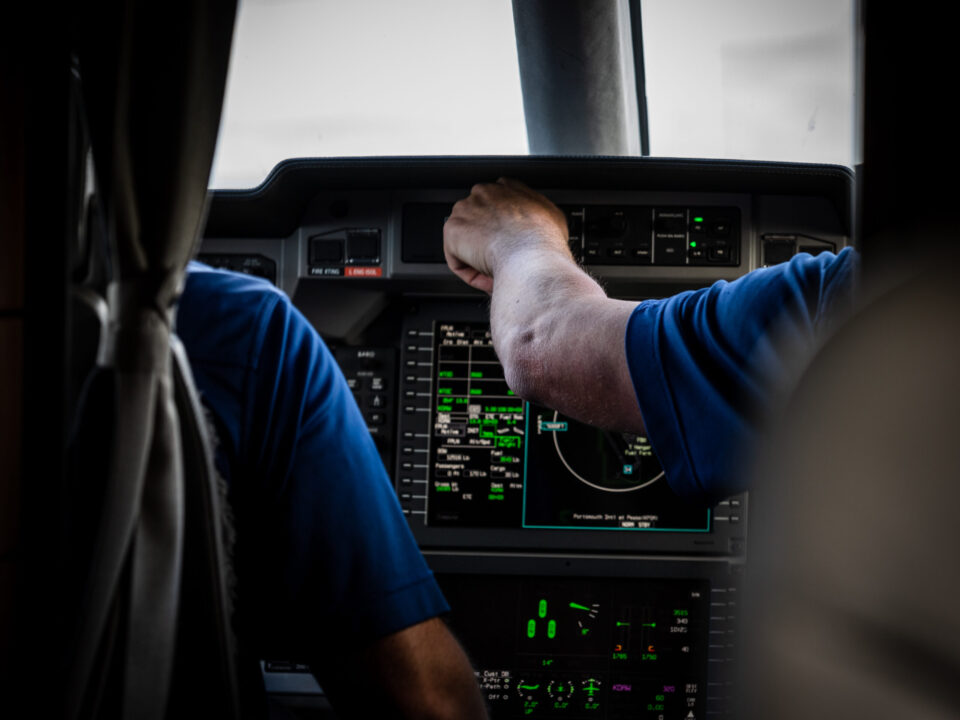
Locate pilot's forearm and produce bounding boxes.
[316,617,487,720]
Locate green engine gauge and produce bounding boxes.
[580,677,603,712]
[516,681,541,703]
[548,679,575,701]
[569,600,601,637]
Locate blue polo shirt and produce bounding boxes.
[176,262,448,656]
[626,248,858,506]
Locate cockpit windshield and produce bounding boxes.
[209,0,855,189]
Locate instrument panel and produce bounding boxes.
[201,157,852,719]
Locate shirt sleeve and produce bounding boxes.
[624,248,858,506]
[236,291,449,658]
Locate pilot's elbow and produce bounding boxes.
[499,326,548,405]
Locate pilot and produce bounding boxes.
[441,178,858,505]
[176,264,488,719]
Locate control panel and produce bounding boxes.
[203,156,852,719]
[436,562,739,720]
[261,557,742,720]
[333,347,396,473]
[400,203,741,270]
[308,228,383,278]
[568,205,739,266]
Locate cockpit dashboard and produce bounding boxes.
[200,156,852,719]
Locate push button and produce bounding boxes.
[709,220,731,237]
[309,238,343,264]
[655,238,686,265]
[709,245,730,262]
[346,230,380,262]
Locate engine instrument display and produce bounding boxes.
[437,573,710,719]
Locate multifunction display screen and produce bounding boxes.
[437,574,710,719]
[426,322,709,532]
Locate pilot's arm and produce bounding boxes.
[443,179,858,505]
[313,616,487,720]
[442,178,645,433]
[177,265,487,720]
[246,293,486,719]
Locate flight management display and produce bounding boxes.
[426,322,710,532]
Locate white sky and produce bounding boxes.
[209,0,855,189]
[642,0,856,165]
[209,0,526,188]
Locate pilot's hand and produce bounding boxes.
[443,178,572,294]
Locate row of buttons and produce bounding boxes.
[333,347,395,470]
[584,244,650,260]
[564,206,740,267]
[346,378,388,423]
[714,495,746,555]
[345,374,388,424]
[580,237,733,266]
[310,228,381,264]
[706,582,741,718]
[396,327,435,518]
[308,228,382,277]
[653,209,737,267]
[712,496,743,524]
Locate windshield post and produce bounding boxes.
[512,0,642,156]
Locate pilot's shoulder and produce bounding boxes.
[183,260,286,304]
[179,261,294,369]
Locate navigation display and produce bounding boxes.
[523,406,708,531]
[426,322,710,532]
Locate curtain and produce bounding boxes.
[65,2,240,718]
